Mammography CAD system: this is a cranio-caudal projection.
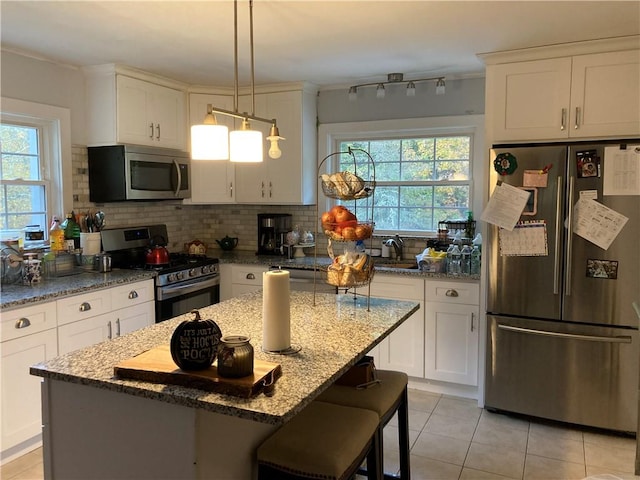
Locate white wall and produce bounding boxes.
[1,50,86,145]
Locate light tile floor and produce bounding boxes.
[2,389,638,480]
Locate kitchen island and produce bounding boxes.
[31,290,419,480]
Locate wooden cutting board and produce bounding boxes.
[114,345,282,398]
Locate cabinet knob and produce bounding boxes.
[15,317,31,329]
[79,302,92,312]
[128,290,139,300]
[445,289,459,297]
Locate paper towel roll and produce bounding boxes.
[262,270,291,351]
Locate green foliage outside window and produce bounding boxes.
[338,136,471,233]
[0,124,47,235]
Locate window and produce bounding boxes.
[319,115,484,236]
[1,98,71,241]
[1,123,48,237]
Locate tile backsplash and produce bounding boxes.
[72,145,429,258]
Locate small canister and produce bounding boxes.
[93,252,112,273]
[217,335,254,378]
[22,253,42,285]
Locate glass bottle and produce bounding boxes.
[49,216,65,252]
[461,244,471,275]
[63,212,81,250]
[471,245,481,275]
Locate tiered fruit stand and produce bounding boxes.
[313,147,376,308]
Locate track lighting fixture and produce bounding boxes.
[348,73,446,100]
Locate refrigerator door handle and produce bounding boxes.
[565,176,575,296]
[497,324,632,343]
[553,176,563,295]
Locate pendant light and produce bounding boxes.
[230,119,263,163]
[190,105,229,160]
[190,0,283,162]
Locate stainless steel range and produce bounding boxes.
[101,225,220,322]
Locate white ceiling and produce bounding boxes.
[1,1,639,89]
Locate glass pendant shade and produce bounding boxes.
[230,129,263,163]
[190,124,229,160]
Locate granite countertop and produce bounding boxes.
[217,250,480,281]
[1,269,156,311]
[31,290,419,425]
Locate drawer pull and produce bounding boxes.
[15,317,31,329]
[107,320,112,340]
[79,302,92,312]
[471,312,475,332]
[116,318,121,337]
[246,273,256,280]
[445,289,459,297]
[128,290,139,300]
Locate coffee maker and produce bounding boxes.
[257,213,291,255]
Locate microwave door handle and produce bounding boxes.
[173,159,181,197]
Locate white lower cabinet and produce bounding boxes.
[0,279,154,463]
[367,276,480,390]
[367,274,425,378]
[221,264,268,301]
[58,279,155,355]
[424,281,480,386]
[1,302,58,463]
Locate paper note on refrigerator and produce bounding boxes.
[499,221,548,256]
[480,182,531,231]
[573,198,628,250]
[603,146,640,196]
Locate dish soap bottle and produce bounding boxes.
[49,216,65,252]
[63,212,81,250]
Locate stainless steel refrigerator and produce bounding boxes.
[485,141,640,433]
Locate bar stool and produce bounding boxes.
[257,401,382,480]
[316,370,410,480]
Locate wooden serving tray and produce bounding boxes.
[114,345,282,398]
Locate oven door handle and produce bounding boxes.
[157,275,220,301]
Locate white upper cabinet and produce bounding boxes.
[234,87,317,205]
[489,57,572,141]
[570,51,640,138]
[486,47,639,142]
[186,93,237,204]
[84,65,187,150]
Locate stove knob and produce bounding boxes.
[167,273,176,282]
[176,272,185,281]
[200,266,208,274]
[189,268,197,277]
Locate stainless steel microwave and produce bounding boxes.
[88,145,190,202]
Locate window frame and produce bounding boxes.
[318,115,485,237]
[1,98,72,240]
